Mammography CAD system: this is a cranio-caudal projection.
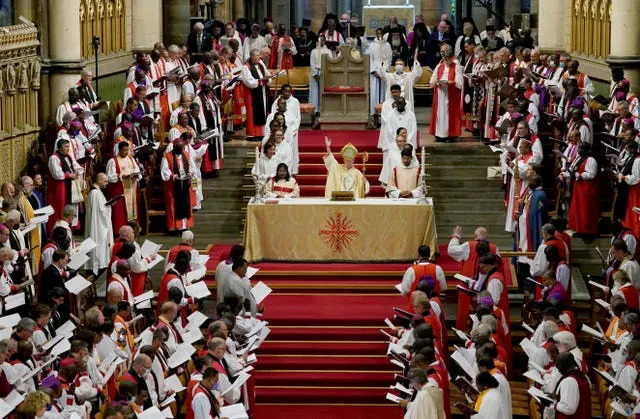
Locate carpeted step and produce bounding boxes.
[296,174,382,186]
[253,404,403,419]
[299,184,386,197]
[297,130,381,152]
[299,151,385,164]
[254,370,394,387]
[268,326,385,341]
[258,340,388,355]
[254,386,391,404]
[262,294,405,327]
[297,163,383,175]
[256,355,398,371]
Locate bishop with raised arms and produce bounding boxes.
[323,136,369,199]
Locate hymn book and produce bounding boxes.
[385,392,404,404]
[454,402,478,416]
[220,403,249,419]
[105,194,124,206]
[4,293,25,310]
[0,314,20,328]
[522,322,536,334]
[251,281,272,305]
[65,275,92,295]
[528,387,555,405]
[523,370,545,386]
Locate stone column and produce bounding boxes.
[44,0,84,125]
[537,0,566,52]
[163,0,191,47]
[607,0,640,93]
[132,0,163,51]
[233,0,245,21]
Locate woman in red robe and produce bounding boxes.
[566,143,600,234]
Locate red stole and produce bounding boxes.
[407,263,439,312]
[429,61,462,137]
[619,283,640,310]
[555,370,591,419]
[269,35,294,69]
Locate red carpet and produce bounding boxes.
[205,239,515,416]
[205,244,518,290]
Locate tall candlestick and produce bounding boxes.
[421,146,426,176]
[255,146,260,170]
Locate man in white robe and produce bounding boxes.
[429,44,463,141]
[387,148,423,198]
[378,85,407,150]
[377,51,423,113]
[310,36,331,113]
[401,368,446,419]
[271,84,300,174]
[383,98,417,149]
[85,173,113,280]
[369,28,393,116]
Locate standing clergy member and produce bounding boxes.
[191,367,221,419]
[402,368,446,418]
[85,173,113,277]
[563,142,600,235]
[369,28,393,117]
[377,50,423,113]
[47,139,83,234]
[547,352,592,418]
[242,49,271,139]
[383,98,418,149]
[429,43,463,142]
[323,136,369,198]
[271,84,301,174]
[106,142,141,234]
[386,148,423,198]
[17,176,41,273]
[161,139,196,232]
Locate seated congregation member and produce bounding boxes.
[221,258,257,316]
[386,148,422,198]
[266,163,299,198]
[323,136,369,198]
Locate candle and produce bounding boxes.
[421,147,426,176]
[255,146,260,169]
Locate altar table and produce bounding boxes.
[244,198,438,262]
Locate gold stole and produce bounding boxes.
[117,156,137,219]
[18,193,40,272]
[474,388,490,412]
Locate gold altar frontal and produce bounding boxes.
[244,198,438,262]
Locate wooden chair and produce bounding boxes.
[414,67,434,91]
[288,67,310,96]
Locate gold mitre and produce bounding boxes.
[341,143,358,161]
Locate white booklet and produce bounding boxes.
[251,281,272,305]
[220,403,249,419]
[4,293,25,310]
[68,253,89,271]
[65,275,92,295]
[185,281,211,299]
[140,240,162,259]
[164,374,186,393]
[33,205,54,216]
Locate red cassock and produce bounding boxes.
[623,165,640,237]
[406,263,441,312]
[455,240,498,330]
[554,371,592,419]
[429,61,462,138]
[269,35,294,69]
[243,62,269,137]
[162,151,195,231]
[568,158,600,234]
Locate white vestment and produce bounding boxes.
[310,45,331,111]
[271,95,301,173]
[379,64,423,113]
[369,39,393,114]
[85,186,113,274]
[429,61,464,138]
